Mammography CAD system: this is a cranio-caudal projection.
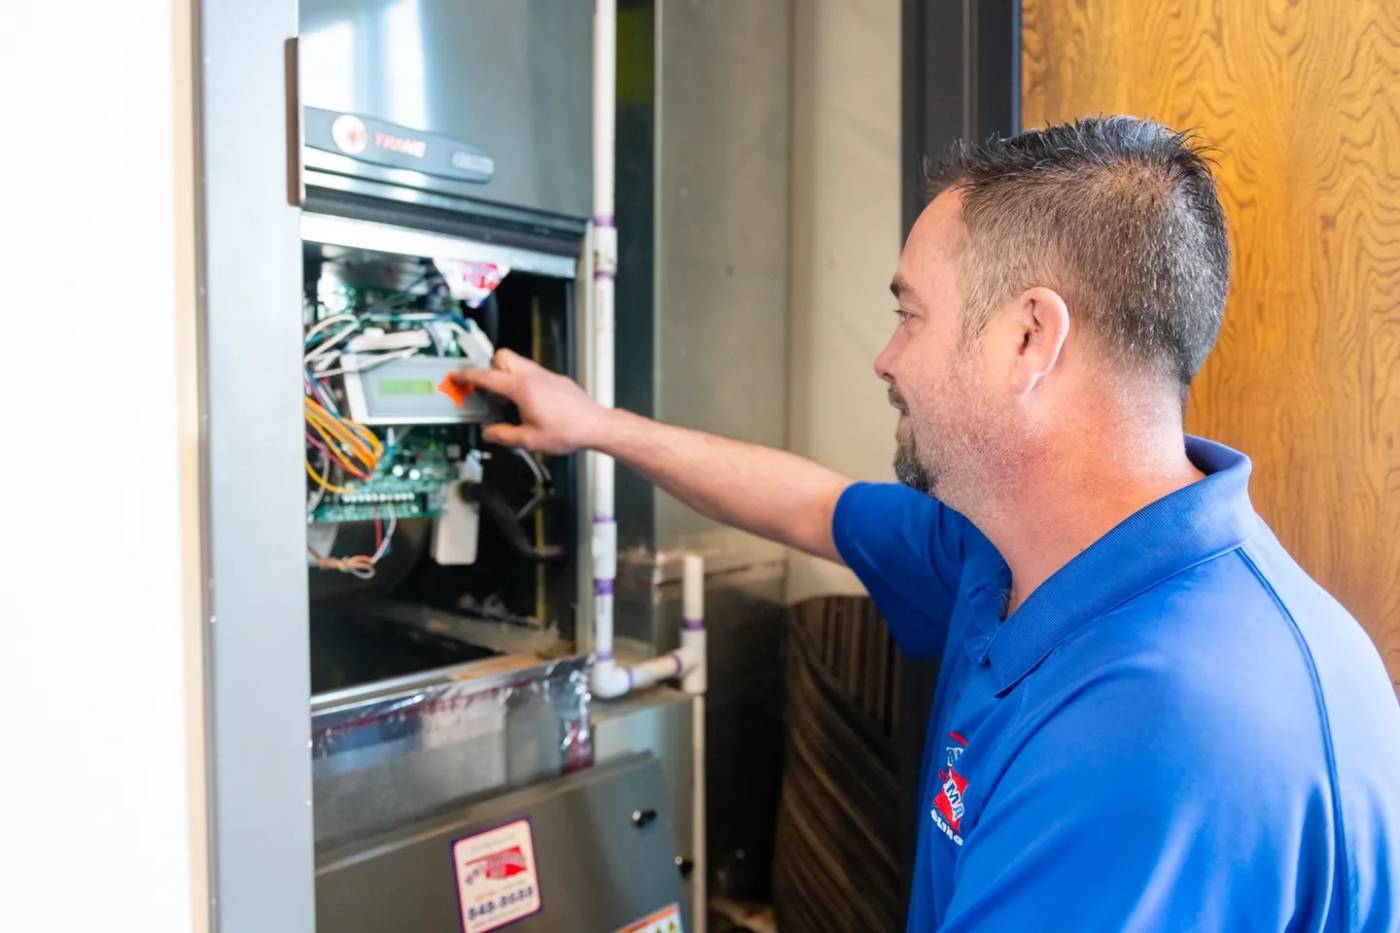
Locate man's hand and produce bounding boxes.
[451,349,606,455]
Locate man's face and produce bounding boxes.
[875,192,1015,505]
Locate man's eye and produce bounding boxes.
[895,309,914,324]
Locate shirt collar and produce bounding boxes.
[983,436,1260,695]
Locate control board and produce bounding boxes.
[309,428,465,524]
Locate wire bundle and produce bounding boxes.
[307,510,397,580]
[300,272,483,579]
[303,307,396,578]
[304,393,383,493]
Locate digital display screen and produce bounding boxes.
[378,379,437,396]
[344,355,490,425]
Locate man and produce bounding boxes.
[455,117,1400,930]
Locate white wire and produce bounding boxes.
[512,448,552,520]
[513,447,550,485]
[374,311,439,322]
[314,346,420,378]
[305,313,357,346]
[371,510,398,563]
[304,321,362,364]
[344,562,377,580]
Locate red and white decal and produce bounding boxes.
[930,731,969,846]
[330,114,368,155]
[433,257,510,309]
[452,819,542,932]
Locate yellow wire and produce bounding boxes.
[306,400,381,465]
[302,388,385,515]
[306,394,382,457]
[306,415,371,478]
[303,398,359,449]
[345,416,383,457]
[306,460,352,495]
[304,400,379,472]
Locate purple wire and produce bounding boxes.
[305,432,331,456]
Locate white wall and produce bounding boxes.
[786,0,903,603]
[0,2,208,931]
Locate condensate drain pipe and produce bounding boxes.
[588,0,704,700]
[590,0,623,697]
[592,554,707,699]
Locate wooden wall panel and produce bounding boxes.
[1022,0,1400,686]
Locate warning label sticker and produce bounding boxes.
[451,819,543,933]
[433,257,509,309]
[616,902,684,933]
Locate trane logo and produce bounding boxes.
[374,131,427,158]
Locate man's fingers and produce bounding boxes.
[493,348,544,374]
[451,365,519,397]
[483,423,530,448]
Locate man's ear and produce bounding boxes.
[1007,286,1070,395]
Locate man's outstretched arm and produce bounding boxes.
[452,350,851,562]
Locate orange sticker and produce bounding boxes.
[438,374,475,407]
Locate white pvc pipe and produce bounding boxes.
[627,652,690,691]
[683,554,707,933]
[691,696,708,933]
[593,643,704,699]
[591,0,621,697]
[586,1,709,710]
[681,553,707,694]
[592,553,708,700]
[586,12,704,924]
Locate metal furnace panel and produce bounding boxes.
[593,688,699,931]
[300,0,593,220]
[315,753,684,932]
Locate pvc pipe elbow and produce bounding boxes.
[591,656,632,699]
[680,630,707,695]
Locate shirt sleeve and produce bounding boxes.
[831,482,970,657]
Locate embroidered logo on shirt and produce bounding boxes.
[931,731,969,846]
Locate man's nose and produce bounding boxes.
[873,342,896,384]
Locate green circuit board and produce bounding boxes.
[309,430,462,524]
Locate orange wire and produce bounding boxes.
[305,401,377,468]
[305,396,382,462]
[305,460,352,495]
[306,416,370,479]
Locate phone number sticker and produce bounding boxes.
[451,818,543,932]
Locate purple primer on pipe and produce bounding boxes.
[682,617,704,631]
[593,514,615,523]
[596,650,613,662]
[593,214,616,227]
[594,578,615,596]
[593,269,616,282]
[626,667,635,690]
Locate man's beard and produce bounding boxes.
[889,364,1025,512]
[889,385,937,493]
[894,424,935,493]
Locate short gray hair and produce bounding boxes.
[925,116,1231,392]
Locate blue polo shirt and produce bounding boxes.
[832,437,1400,931]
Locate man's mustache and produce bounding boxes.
[888,386,910,415]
